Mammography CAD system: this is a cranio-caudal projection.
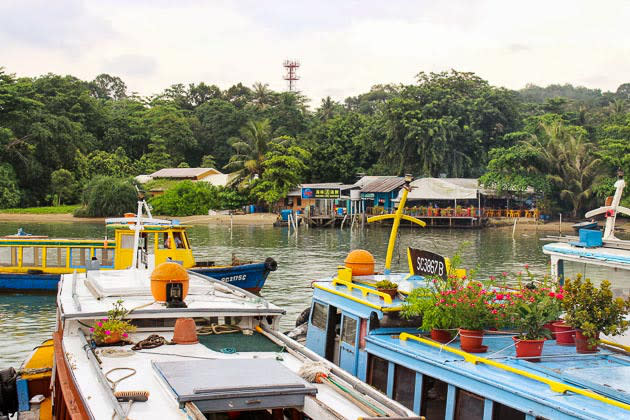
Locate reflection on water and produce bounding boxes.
[0,221,556,367]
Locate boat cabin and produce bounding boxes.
[306,264,630,420]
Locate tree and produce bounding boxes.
[225,119,285,187]
[0,163,21,208]
[89,74,127,100]
[194,99,247,167]
[251,139,310,206]
[201,154,216,168]
[252,82,273,109]
[76,176,137,217]
[51,169,77,205]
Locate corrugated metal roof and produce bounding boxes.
[149,168,221,179]
[361,177,405,193]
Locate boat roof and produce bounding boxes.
[58,269,284,320]
[367,332,630,419]
[543,242,630,270]
[312,273,430,317]
[0,238,111,246]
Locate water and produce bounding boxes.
[0,222,551,367]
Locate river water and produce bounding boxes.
[0,222,552,367]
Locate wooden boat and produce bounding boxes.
[0,201,276,293]
[1,257,419,418]
[299,176,630,419]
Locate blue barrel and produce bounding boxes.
[250,204,255,213]
[281,209,292,221]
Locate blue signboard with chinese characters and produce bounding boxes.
[301,188,340,199]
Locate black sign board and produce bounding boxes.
[408,248,447,280]
[301,187,341,199]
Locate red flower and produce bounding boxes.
[524,264,529,269]
[491,309,498,314]
[496,293,504,300]
[555,293,564,300]
[548,291,555,298]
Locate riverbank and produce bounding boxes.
[490,217,629,233]
[0,212,278,225]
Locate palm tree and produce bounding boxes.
[252,82,272,109]
[519,121,601,217]
[224,119,286,187]
[317,96,337,121]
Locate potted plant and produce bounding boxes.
[402,278,460,343]
[441,281,496,352]
[90,299,136,345]
[375,279,398,299]
[562,276,630,353]
[504,286,564,361]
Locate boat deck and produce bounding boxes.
[543,242,630,268]
[367,331,630,419]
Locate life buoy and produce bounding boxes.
[264,257,278,272]
[606,209,615,218]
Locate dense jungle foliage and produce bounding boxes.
[1,67,628,217]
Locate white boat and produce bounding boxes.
[543,170,630,346]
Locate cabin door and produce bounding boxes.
[339,313,359,376]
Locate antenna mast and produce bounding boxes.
[283,60,300,91]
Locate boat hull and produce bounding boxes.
[192,261,274,293]
[0,272,60,292]
[0,261,274,293]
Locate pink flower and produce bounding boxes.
[122,333,128,338]
[440,298,446,304]
[524,264,529,269]
[489,275,496,281]
[502,272,508,277]
[105,330,111,335]
[555,294,564,300]
[491,309,498,314]
[102,318,108,322]
[90,328,94,332]
[97,322,103,327]
[496,293,504,300]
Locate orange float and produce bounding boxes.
[344,249,375,276]
[150,262,190,302]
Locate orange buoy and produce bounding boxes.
[344,249,375,276]
[150,262,190,302]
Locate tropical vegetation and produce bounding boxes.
[1,66,629,216]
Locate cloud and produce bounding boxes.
[0,0,116,54]
[102,55,158,78]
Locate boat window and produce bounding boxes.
[341,316,357,345]
[0,246,18,267]
[366,354,389,394]
[71,248,90,267]
[46,247,67,267]
[22,247,43,267]
[160,233,172,249]
[183,231,191,248]
[359,318,367,349]
[95,248,114,267]
[311,302,328,330]
[421,375,447,419]
[455,389,484,420]
[393,364,416,410]
[172,231,185,249]
[120,234,134,249]
[492,401,525,420]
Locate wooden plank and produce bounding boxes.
[52,332,90,420]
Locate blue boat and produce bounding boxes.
[300,176,630,419]
[0,200,277,293]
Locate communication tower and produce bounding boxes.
[283,60,300,91]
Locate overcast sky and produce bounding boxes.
[1,0,628,105]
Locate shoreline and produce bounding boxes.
[0,212,626,232]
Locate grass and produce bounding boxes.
[0,205,81,214]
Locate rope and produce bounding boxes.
[100,348,135,358]
[131,334,172,350]
[17,367,52,375]
[105,367,136,392]
[197,323,242,335]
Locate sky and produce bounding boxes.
[1,0,629,105]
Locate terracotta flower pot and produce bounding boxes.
[552,321,575,345]
[377,288,398,299]
[172,317,199,344]
[101,331,121,344]
[575,330,599,354]
[543,321,559,339]
[430,329,453,344]
[459,329,486,352]
[513,336,545,362]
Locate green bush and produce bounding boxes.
[149,181,247,216]
[74,176,137,217]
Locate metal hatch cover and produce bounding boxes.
[153,359,317,413]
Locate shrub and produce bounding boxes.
[149,181,247,216]
[75,176,137,217]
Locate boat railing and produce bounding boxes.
[331,277,393,304]
[399,332,630,411]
